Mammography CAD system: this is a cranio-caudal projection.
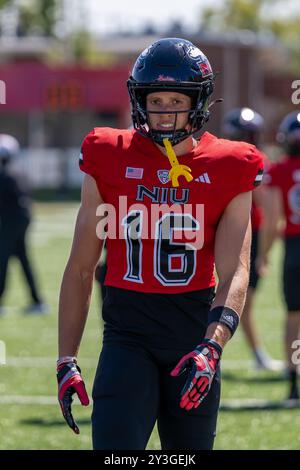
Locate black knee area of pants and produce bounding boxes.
[157,365,220,450]
[92,343,159,450]
[92,341,220,450]
[249,230,260,290]
[283,236,300,311]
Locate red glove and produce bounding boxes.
[171,339,222,411]
[57,360,89,434]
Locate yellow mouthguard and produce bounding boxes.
[163,138,193,188]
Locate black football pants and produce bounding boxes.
[92,340,221,450]
[0,219,41,304]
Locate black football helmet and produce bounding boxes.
[277,111,300,157]
[222,107,264,147]
[127,37,215,146]
[0,134,20,167]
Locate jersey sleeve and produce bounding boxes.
[79,128,102,182]
[239,146,265,192]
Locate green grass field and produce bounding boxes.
[0,202,299,450]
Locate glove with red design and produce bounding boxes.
[171,339,222,411]
[57,360,89,434]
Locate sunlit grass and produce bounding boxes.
[0,202,299,450]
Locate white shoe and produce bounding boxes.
[0,306,7,317]
[254,347,284,372]
[255,357,284,372]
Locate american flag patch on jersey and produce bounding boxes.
[254,169,264,186]
[125,167,144,179]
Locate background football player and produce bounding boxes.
[57,38,264,449]
[258,111,300,399]
[0,134,47,316]
[222,108,281,371]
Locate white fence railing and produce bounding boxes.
[13,148,84,189]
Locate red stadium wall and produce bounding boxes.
[0,62,130,112]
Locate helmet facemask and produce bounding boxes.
[127,80,214,147]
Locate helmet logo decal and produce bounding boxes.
[157,75,176,82]
[197,60,212,78]
[140,46,151,58]
[187,45,205,60]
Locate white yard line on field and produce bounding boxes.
[220,398,300,410]
[0,395,58,405]
[0,396,298,409]
[2,357,284,370]
[5,357,98,367]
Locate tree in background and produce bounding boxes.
[202,0,264,31]
[0,0,110,65]
[201,0,300,71]
[18,0,60,37]
[0,0,60,37]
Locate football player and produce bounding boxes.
[222,108,281,371]
[0,134,47,315]
[57,38,264,449]
[257,111,300,399]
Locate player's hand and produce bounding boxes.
[171,339,222,410]
[57,360,89,434]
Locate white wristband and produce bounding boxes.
[57,356,77,366]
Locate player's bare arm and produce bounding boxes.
[57,174,104,433]
[205,190,252,348]
[58,174,104,356]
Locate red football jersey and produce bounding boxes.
[266,156,300,237]
[251,152,269,231]
[251,200,262,231]
[79,128,263,293]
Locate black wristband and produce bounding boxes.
[202,338,223,356]
[207,306,240,338]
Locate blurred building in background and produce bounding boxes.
[0,4,298,190]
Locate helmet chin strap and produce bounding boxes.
[163,138,193,188]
